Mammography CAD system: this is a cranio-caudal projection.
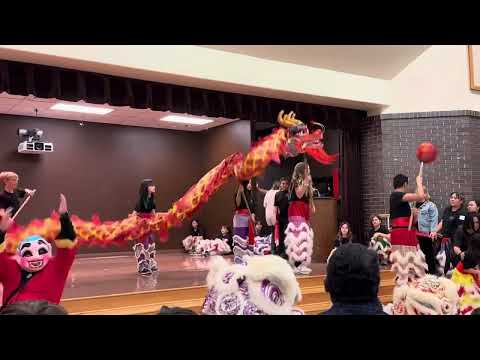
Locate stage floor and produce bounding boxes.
[62,250,328,299]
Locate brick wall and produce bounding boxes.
[361,110,480,231]
[360,116,386,232]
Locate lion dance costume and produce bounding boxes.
[284,161,315,275]
[202,255,304,315]
[389,274,459,315]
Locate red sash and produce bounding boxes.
[288,201,310,222]
[391,216,410,228]
[390,216,418,246]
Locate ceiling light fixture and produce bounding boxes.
[50,103,113,115]
[160,114,213,125]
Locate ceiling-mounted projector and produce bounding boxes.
[17,128,54,154]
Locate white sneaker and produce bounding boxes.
[293,268,302,275]
[299,265,312,275]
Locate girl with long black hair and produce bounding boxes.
[132,179,157,276]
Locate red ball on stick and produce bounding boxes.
[416,142,438,164]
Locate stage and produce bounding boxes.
[56,250,395,314]
[62,250,329,300]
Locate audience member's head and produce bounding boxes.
[0,301,68,315]
[255,221,263,235]
[337,221,353,240]
[325,243,380,304]
[191,219,200,230]
[369,215,382,230]
[158,306,198,315]
[220,225,230,236]
[467,199,480,214]
[463,213,480,235]
[469,233,480,259]
[449,192,465,209]
[422,186,431,201]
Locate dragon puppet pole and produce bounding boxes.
[12,194,33,221]
[303,154,316,214]
[408,161,424,231]
[240,188,254,219]
[240,186,256,246]
[408,141,438,230]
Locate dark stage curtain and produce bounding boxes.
[0,59,365,126]
[339,118,365,244]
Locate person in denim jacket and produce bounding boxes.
[414,186,438,274]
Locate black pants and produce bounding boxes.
[272,221,287,258]
[418,235,436,274]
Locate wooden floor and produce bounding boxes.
[62,250,327,299]
[61,272,395,315]
[60,251,395,315]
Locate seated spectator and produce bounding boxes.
[182,219,206,254]
[158,306,198,315]
[0,300,68,315]
[255,221,266,237]
[430,192,467,275]
[467,199,480,215]
[322,243,386,315]
[333,221,355,248]
[218,225,233,250]
[195,225,233,257]
[368,215,392,267]
[452,213,480,268]
[368,214,390,241]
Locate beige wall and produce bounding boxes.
[381,45,480,115]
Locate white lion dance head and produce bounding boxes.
[202,255,304,315]
[392,274,459,315]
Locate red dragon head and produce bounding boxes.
[277,110,337,164]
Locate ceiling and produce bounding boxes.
[201,45,431,80]
[0,92,237,132]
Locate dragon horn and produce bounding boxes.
[277,110,286,126]
[310,121,326,132]
[278,110,302,128]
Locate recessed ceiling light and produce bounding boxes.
[160,114,213,125]
[50,103,113,115]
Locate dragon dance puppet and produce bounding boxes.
[3,111,337,262]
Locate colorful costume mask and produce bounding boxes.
[16,235,52,272]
